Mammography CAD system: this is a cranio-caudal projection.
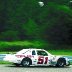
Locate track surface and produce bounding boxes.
[0,65,72,72]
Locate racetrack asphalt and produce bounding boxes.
[0,64,72,72]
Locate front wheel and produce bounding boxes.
[56,58,66,67]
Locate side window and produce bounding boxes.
[32,50,36,55]
[37,50,48,56]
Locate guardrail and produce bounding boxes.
[63,56,72,62]
[0,54,7,60]
[64,56,72,59]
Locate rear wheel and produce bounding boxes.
[56,58,66,67]
[21,58,32,67]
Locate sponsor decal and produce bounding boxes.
[15,55,34,58]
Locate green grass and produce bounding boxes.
[0,40,45,47]
[49,50,72,55]
[0,61,12,64]
[0,40,47,51]
[0,41,72,52]
[0,52,16,54]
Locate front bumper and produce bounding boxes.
[66,61,70,66]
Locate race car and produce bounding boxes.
[3,48,70,67]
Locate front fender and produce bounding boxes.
[52,55,70,66]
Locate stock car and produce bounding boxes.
[3,48,70,67]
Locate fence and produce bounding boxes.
[0,54,7,60]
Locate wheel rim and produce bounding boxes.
[59,62,64,66]
[23,61,29,66]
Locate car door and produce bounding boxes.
[36,50,49,65]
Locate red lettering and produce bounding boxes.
[44,57,48,64]
[37,56,44,64]
[15,55,34,58]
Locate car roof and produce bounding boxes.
[20,48,44,51]
[16,48,52,55]
[24,48,44,50]
[16,48,44,54]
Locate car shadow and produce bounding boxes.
[5,64,71,68]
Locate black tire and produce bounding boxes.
[21,58,32,67]
[13,63,20,67]
[56,58,66,67]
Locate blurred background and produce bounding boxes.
[0,0,72,52]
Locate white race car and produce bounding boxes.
[3,48,70,67]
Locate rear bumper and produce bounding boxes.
[3,57,21,64]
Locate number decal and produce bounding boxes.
[37,56,44,64]
[37,56,48,64]
[44,57,48,64]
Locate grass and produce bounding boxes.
[0,40,72,52]
[49,50,72,55]
[0,61,12,64]
[0,52,16,54]
[0,40,45,47]
[0,40,47,51]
